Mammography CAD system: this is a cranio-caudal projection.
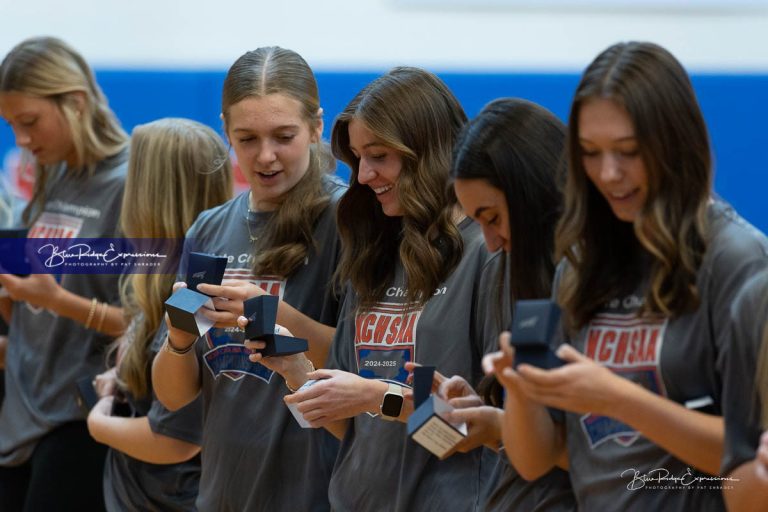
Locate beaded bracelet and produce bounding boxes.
[84,298,98,329]
[94,301,108,332]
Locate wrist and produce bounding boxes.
[45,284,66,314]
[284,357,314,392]
[164,336,196,355]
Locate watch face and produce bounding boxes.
[381,393,404,417]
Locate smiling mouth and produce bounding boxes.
[609,189,637,201]
[372,184,393,195]
[257,170,281,178]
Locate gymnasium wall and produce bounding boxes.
[1,0,766,230]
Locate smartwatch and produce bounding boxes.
[380,383,404,421]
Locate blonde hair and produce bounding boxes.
[0,36,128,224]
[222,46,335,279]
[118,118,233,398]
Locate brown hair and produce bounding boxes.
[556,42,711,329]
[333,67,467,310]
[222,46,335,279]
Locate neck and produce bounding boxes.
[248,191,279,213]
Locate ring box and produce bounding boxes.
[186,252,227,295]
[407,366,467,458]
[510,299,565,369]
[243,295,279,339]
[164,287,216,336]
[75,375,99,413]
[243,295,308,357]
[0,228,31,277]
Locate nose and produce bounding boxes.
[256,141,276,166]
[599,153,622,183]
[13,128,31,148]
[481,224,503,252]
[357,158,377,185]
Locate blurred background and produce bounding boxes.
[1,0,767,230]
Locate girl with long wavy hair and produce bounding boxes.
[0,36,129,511]
[485,41,768,510]
[253,66,500,511]
[152,46,344,511]
[86,118,232,511]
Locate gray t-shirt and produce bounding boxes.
[721,268,768,477]
[0,150,128,466]
[183,176,344,511]
[481,256,576,512]
[104,321,203,512]
[483,449,575,512]
[326,218,500,512]
[559,200,768,510]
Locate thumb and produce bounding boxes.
[555,344,586,363]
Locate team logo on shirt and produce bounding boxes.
[28,211,83,239]
[355,299,422,384]
[579,311,668,448]
[202,267,285,383]
[24,212,84,314]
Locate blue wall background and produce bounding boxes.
[1,70,765,232]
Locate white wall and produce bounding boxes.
[2,0,768,72]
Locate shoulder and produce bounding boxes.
[732,268,768,323]
[703,200,768,280]
[97,147,130,181]
[323,173,348,204]
[187,191,247,236]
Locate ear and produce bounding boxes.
[311,108,324,144]
[68,91,87,117]
[220,113,231,144]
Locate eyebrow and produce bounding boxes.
[579,136,637,143]
[474,206,492,218]
[349,141,386,152]
[232,124,300,133]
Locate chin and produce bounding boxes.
[381,204,404,217]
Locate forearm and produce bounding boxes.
[88,415,200,464]
[151,341,201,411]
[612,382,723,474]
[50,288,126,336]
[503,388,565,480]
[0,296,11,323]
[0,335,6,369]
[723,461,768,511]
[276,301,335,369]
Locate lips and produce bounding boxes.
[608,189,638,201]
[255,170,282,181]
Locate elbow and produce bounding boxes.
[515,459,555,482]
[166,442,201,464]
[503,442,558,481]
[154,391,192,412]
